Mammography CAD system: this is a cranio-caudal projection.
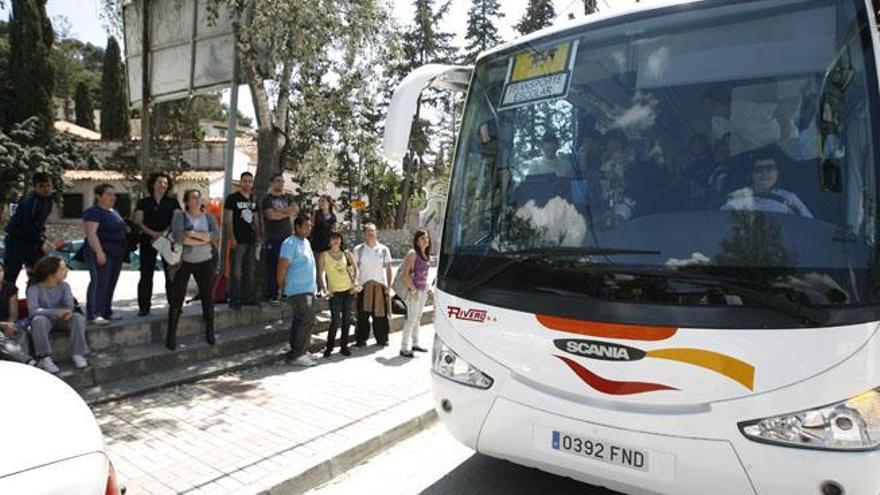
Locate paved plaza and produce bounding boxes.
[93,325,437,495]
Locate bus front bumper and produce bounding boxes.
[432,375,880,495]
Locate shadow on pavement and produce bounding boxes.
[420,453,619,495]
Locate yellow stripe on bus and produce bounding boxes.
[645,348,755,390]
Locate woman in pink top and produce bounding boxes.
[400,230,432,358]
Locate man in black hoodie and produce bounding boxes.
[3,172,55,285]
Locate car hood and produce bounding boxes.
[0,362,104,478]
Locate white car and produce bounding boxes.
[0,361,123,494]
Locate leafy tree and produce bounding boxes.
[8,0,55,142]
[463,0,504,63]
[335,24,403,226]
[220,103,253,128]
[515,0,555,35]
[198,0,385,193]
[0,116,99,217]
[74,80,95,130]
[153,94,225,141]
[100,36,128,140]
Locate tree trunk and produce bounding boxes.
[253,126,286,195]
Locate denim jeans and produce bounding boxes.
[229,243,257,306]
[327,291,352,351]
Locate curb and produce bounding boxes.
[258,408,439,495]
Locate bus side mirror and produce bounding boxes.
[821,160,843,193]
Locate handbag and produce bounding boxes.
[391,294,408,315]
[342,250,360,292]
[152,234,182,265]
[391,263,408,297]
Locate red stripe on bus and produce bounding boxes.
[538,315,677,341]
[557,356,678,395]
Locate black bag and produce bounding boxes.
[391,294,408,315]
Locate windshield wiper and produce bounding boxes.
[457,246,660,296]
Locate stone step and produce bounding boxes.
[62,304,435,404]
[46,294,430,360]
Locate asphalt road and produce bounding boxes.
[306,423,622,495]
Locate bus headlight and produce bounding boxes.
[739,387,880,450]
[432,334,494,389]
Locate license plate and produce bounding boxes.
[551,430,649,472]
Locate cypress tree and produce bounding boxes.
[100,36,129,140]
[74,81,95,130]
[515,0,556,36]
[9,0,55,142]
[463,0,504,63]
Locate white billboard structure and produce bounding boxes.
[123,0,236,107]
[123,0,241,271]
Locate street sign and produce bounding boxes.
[123,0,235,107]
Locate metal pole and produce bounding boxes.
[218,53,240,274]
[140,0,152,181]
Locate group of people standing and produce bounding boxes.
[1,170,433,372]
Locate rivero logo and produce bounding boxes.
[446,306,493,323]
[554,339,645,362]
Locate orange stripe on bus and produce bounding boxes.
[536,315,677,341]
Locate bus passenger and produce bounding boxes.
[721,150,812,218]
[525,131,574,178]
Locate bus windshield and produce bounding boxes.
[441,0,880,327]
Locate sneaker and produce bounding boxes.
[37,356,60,374]
[288,354,316,367]
[91,317,109,326]
[268,299,282,307]
[106,314,123,321]
[72,354,88,369]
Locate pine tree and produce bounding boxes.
[100,36,129,140]
[395,0,457,228]
[74,81,95,130]
[515,0,555,36]
[463,0,504,63]
[9,0,55,142]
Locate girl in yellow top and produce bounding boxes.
[317,232,360,357]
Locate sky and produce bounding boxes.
[0,0,631,125]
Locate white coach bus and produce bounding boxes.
[383,0,880,493]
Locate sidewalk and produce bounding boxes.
[93,323,438,495]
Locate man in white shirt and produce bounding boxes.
[525,132,573,178]
[353,223,393,347]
